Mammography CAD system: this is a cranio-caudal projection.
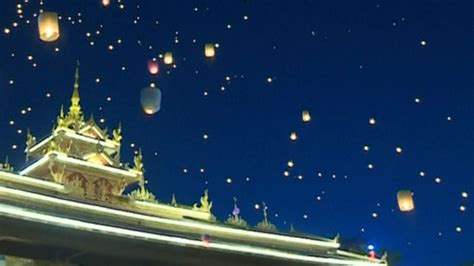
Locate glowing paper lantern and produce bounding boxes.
[163,52,173,65]
[204,43,215,58]
[397,190,414,212]
[38,12,60,42]
[140,85,162,115]
[102,0,110,7]
[147,59,159,75]
[290,131,297,141]
[302,110,311,123]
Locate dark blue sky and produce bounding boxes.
[0,1,473,265]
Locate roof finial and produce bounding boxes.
[72,60,80,102]
[67,61,83,124]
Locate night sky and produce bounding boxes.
[0,1,473,265]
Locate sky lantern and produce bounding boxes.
[290,131,297,141]
[140,84,162,115]
[164,52,173,65]
[397,190,414,212]
[147,59,159,75]
[302,110,311,123]
[38,11,60,42]
[204,43,215,58]
[102,0,110,7]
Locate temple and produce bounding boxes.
[0,65,388,265]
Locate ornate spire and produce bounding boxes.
[67,61,83,124]
[72,61,80,105]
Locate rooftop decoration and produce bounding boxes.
[193,189,213,213]
[226,197,248,227]
[112,123,122,143]
[171,193,178,206]
[0,156,13,172]
[128,185,157,203]
[132,149,144,174]
[256,202,277,232]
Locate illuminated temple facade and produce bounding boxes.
[0,67,388,266]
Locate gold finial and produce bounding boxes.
[112,123,122,143]
[71,61,80,106]
[1,156,13,172]
[67,61,83,124]
[290,224,296,233]
[333,233,340,243]
[55,105,65,129]
[133,148,144,173]
[171,193,177,206]
[256,202,277,231]
[74,60,79,88]
[26,128,36,149]
[193,189,213,212]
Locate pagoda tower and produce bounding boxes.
[20,64,144,202]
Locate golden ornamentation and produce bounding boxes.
[26,128,36,149]
[56,105,65,129]
[133,149,144,173]
[256,202,277,231]
[171,193,177,206]
[48,163,65,183]
[128,186,157,203]
[112,123,122,143]
[63,62,84,130]
[333,233,340,243]
[0,156,13,172]
[65,177,86,198]
[381,251,388,262]
[93,178,113,201]
[47,138,59,153]
[193,189,213,212]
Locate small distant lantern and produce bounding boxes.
[290,131,297,141]
[141,85,162,115]
[163,52,173,65]
[102,0,110,7]
[204,43,215,58]
[397,190,414,212]
[38,11,60,42]
[302,110,311,123]
[147,59,159,75]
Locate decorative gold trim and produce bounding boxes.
[193,189,212,213]
[128,186,157,203]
